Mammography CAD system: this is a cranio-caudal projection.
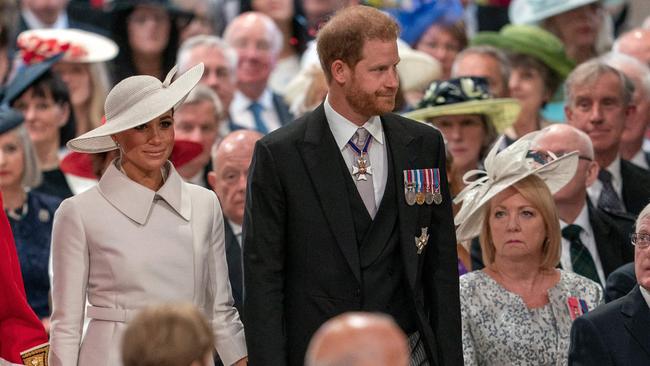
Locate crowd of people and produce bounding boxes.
[1,0,650,365]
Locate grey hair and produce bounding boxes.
[565,58,635,107]
[5,125,42,189]
[177,34,238,77]
[223,11,283,57]
[636,202,650,232]
[451,45,511,90]
[601,51,650,98]
[179,84,224,120]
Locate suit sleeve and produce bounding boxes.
[424,132,464,365]
[568,315,614,366]
[206,193,247,366]
[48,199,89,366]
[243,141,288,365]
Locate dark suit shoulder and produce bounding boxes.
[258,111,309,147]
[580,287,631,325]
[388,113,442,137]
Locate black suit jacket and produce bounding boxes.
[223,220,243,315]
[569,286,650,365]
[243,104,463,366]
[471,203,634,277]
[621,159,650,215]
[605,262,636,303]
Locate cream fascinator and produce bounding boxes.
[453,131,579,241]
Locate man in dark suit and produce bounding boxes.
[565,58,650,216]
[533,124,634,286]
[243,6,462,366]
[568,203,650,365]
[208,130,262,315]
[223,12,293,134]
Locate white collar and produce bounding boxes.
[21,8,68,29]
[605,156,623,188]
[630,149,649,170]
[560,203,593,237]
[227,219,242,236]
[232,89,273,112]
[641,286,650,310]
[324,95,384,151]
[98,160,191,225]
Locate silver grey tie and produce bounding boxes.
[350,128,377,218]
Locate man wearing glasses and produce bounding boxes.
[568,203,650,365]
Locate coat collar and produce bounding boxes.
[98,160,191,225]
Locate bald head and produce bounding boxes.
[533,124,594,160]
[208,130,263,224]
[614,28,650,66]
[305,313,409,366]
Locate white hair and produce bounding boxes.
[223,11,283,57]
[177,34,238,77]
[601,51,650,98]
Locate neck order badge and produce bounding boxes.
[348,131,373,181]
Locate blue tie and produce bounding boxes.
[248,102,269,134]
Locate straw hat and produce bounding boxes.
[453,131,579,241]
[403,77,520,133]
[471,25,575,79]
[509,0,599,25]
[17,29,119,64]
[67,63,205,153]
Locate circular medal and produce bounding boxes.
[416,192,426,205]
[433,191,442,205]
[425,192,434,205]
[406,190,416,206]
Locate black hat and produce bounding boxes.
[0,53,64,106]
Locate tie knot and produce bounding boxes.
[598,168,612,183]
[562,224,582,241]
[249,101,263,113]
[355,128,370,145]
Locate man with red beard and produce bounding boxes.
[565,59,650,216]
[243,5,462,366]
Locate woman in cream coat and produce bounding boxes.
[48,63,247,366]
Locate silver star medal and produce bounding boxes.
[353,154,373,181]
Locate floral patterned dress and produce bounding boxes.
[459,270,603,366]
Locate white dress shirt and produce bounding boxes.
[560,203,606,286]
[587,157,625,211]
[229,89,282,133]
[21,9,68,29]
[324,96,388,206]
[228,219,243,247]
[641,286,650,310]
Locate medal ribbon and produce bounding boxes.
[347,134,373,157]
[416,169,422,193]
[433,168,441,193]
[424,169,431,192]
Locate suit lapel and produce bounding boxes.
[588,205,618,276]
[299,105,361,283]
[383,116,421,289]
[622,286,650,357]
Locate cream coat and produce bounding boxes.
[48,161,246,366]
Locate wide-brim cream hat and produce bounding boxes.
[67,63,204,153]
[453,131,579,241]
[509,0,600,25]
[17,29,119,63]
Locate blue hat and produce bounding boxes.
[388,0,464,46]
[0,105,24,134]
[0,53,64,106]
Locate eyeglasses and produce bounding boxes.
[526,150,592,166]
[630,233,650,248]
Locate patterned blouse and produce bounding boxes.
[460,270,603,366]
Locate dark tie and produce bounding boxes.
[248,101,269,134]
[561,224,600,284]
[597,169,625,214]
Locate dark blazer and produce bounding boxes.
[243,104,463,366]
[605,262,636,303]
[471,203,634,276]
[569,286,650,365]
[223,220,243,315]
[621,159,650,216]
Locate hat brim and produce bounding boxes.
[1,53,63,106]
[471,33,575,79]
[67,63,204,153]
[509,0,599,24]
[18,29,119,63]
[454,142,579,241]
[0,107,24,134]
[403,99,521,134]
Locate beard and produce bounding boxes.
[343,74,396,118]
